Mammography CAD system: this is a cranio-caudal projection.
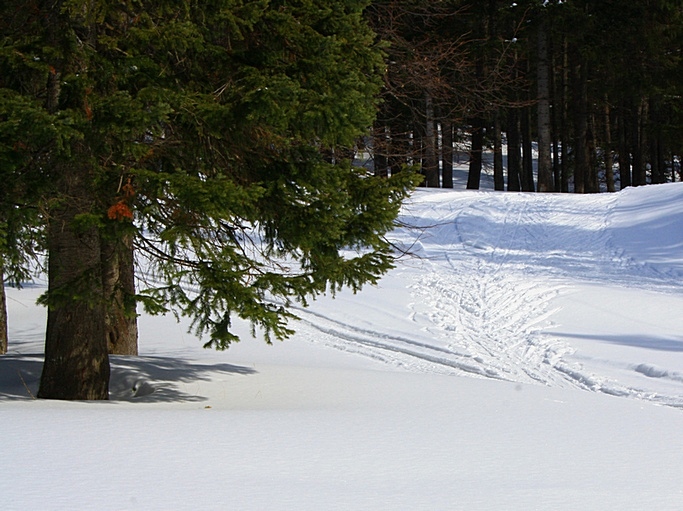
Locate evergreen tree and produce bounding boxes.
[0,1,52,354]
[1,0,416,399]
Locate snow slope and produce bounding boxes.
[3,182,683,510]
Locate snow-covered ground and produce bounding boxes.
[3,179,683,510]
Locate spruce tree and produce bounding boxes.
[1,0,417,399]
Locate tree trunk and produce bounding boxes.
[586,116,600,193]
[571,49,589,194]
[0,272,7,355]
[603,99,616,192]
[649,97,666,185]
[442,120,454,189]
[467,117,484,190]
[536,18,553,193]
[560,37,570,193]
[388,112,409,175]
[617,106,632,188]
[102,233,138,355]
[38,164,110,400]
[521,106,535,192]
[493,112,504,191]
[373,121,389,178]
[423,94,439,187]
[551,43,562,192]
[632,99,647,186]
[507,108,522,192]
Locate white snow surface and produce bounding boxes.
[3,181,683,510]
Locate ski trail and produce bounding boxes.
[294,189,683,408]
[408,193,581,388]
[409,191,683,407]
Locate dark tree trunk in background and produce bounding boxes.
[507,108,522,191]
[467,117,484,190]
[493,112,504,191]
[536,18,553,192]
[388,114,409,175]
[632,99,647,186]
[571,49,589,193]
[586,115,600,193]
[521,106,535,192]
[559,38,570,192]
[617,107,632,188]
[373,121,389,178]
[442,120,454,189]
[423,94,439,187]
[603,100,616,192]
[649,97,666,184]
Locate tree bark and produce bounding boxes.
[521,106,535,192]
[423,94,439,187]
[617,106,632,188]
[649,97,666,185]
[102,233,138,355]
[388,115,409,176]
[507,108,522,192]
[632,99,647,186]
[571,49,589,194]
[585,114,600,193]
[492,113,504,191]
[442,120,454,189]
[0,272,7,355]
[38,163,110,400]
[37,1,111,399]
[536,18,553,192]
[560,37,570,193]
[603,99,616,192]
[467,117,484,190]
[373,121,389,178]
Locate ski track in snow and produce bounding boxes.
[295,190,683,409]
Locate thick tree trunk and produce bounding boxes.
[38,166,110,400]
[38,2,110,399]
[102,233,138,355]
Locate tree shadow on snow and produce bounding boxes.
[552,331,683,352]
[0,354,257,402]
[109,356,257,402]
[0,354,43,400]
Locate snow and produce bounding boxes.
[3,181,683,510]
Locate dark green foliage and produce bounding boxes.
[1,0,416,363]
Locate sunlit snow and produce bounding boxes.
[2,176,683,509]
